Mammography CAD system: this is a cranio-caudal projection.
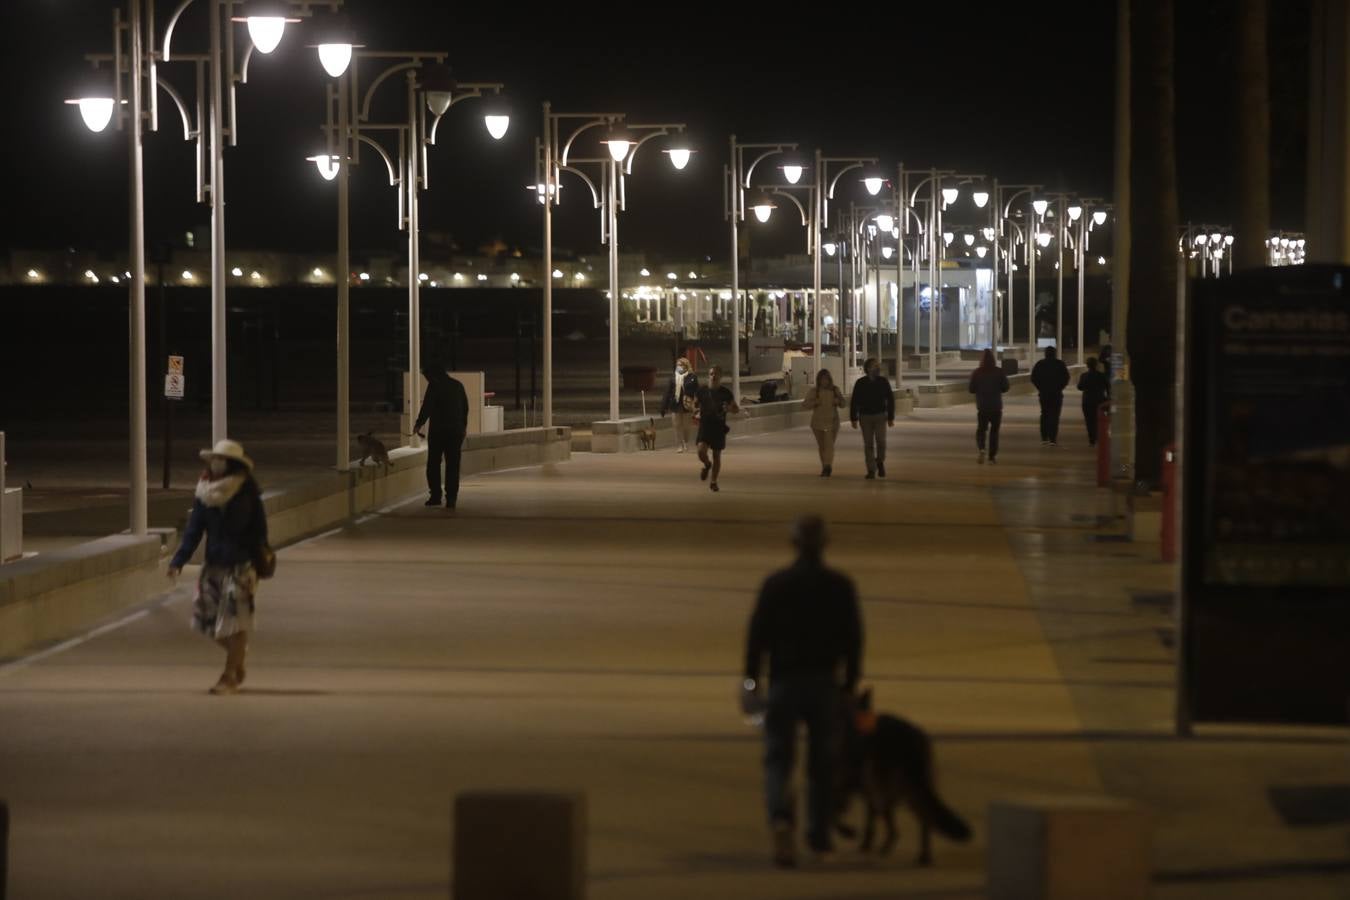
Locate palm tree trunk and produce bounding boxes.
[1236,0,1270,269]
[1127,0,1180,487]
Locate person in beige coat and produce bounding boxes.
[802,369,846,477]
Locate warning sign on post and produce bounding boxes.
[164,373,185,399]
[168,355,184,375]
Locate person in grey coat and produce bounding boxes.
[968,349,1010,464]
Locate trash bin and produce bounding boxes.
[619,366,656,392]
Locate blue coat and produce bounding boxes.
[171,478,269,570]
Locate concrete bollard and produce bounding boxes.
[988,795,1150,900]
[453,791,585,900]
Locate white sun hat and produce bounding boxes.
[199,439,254,471]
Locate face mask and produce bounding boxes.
[677,366,686,374]
[208,459,227,477]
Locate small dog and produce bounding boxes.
[835,688,972,865]
[638,418,657,451]
[356,431,391,470]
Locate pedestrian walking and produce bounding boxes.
[849,358,895,479]
[414,360,469,509]
[1077,356,1111,446]
[968,349,1010,464]
[742,515,864,867]
[802,369,845,476]
[167,440,271,695]
[1030,345,1071,445]
[661,356,699,452]
[696,365,741,492]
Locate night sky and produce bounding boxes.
[0,1,1312,263]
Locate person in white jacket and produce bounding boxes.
[802,369,846,477]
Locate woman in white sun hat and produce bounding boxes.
[168,439,270,695]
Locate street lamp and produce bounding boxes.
[726,137,797,402]
[315,50,506,467]
[541,107,688,422]
[156,0,344,444]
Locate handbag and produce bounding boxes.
[254,543,277,579]
[682,394,696,413]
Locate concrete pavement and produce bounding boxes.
[1,395,1345,899]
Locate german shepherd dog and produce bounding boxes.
[834,688,972,865]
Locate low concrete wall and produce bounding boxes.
[0,534,167,660]
[1,487,20,563]
[592,391,915,453]
[1,427,571,662]
[905,350,964,370]
[265,427,572,547]
[912,366,1086,409]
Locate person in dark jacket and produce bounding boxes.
[660,356,698,453]
[414,360,469,508]
[695,365,741,492]
[1030,345,1071,445]
[743,516,863,866]
[1077,356,1111,445]
[849,358,895,479]
[968,349,1010,464]
[168,440,269,695]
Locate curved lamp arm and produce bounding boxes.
[560,117,617,168]
[559,165,602,208]
[743,148,788,188]
[826,162,865,200]
[770,190,811,228]
[161,0,199,62]
[156,76,196,139]
[361,61,422,122]
[625,127,677,175]
[356,134,399,185]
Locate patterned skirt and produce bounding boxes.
[192,563,258,639]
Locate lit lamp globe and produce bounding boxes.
[602,125,633,163]
[311,14,359,78]
[875,213,895,233]
[750,191,777,224]
[663,135,695,170]
[234,2,296,54]
[1092,210,1108,226]
[861,169,886,196]
[972,190,990,208]
[482,93,511,140]
[307,153,341,181]
[1067,205,1083,222]
[942,186,959,206]
[421,63,456,117]
[66,94,117,133]
[1032,199,1049,217]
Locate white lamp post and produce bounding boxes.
[314,50,506,468]
[726,138,797,402]
[543,109,688,422]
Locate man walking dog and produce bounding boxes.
[742,516,863,867]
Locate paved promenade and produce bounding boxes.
[2,396,1345,899]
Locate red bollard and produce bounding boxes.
[1096,402,1111,487]
[1161,443,1178,562]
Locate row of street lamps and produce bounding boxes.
[71,0,1116,535]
